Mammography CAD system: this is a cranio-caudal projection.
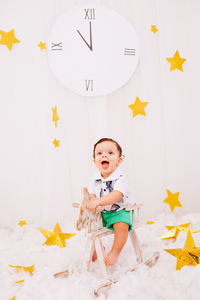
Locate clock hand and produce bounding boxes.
[77,21,93,51]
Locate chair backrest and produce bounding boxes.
[125,203,143,228]
[75,187,102,233]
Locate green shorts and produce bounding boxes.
[101,209,134,232]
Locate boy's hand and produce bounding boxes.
[86,198,101,212]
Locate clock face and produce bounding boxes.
[47,5,139,96]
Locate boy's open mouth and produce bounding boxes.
[101,160,109,170]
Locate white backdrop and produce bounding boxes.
[0,0,200,227]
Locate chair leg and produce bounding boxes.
[83,236,95,270]
[94,236,109,279]
[129,229,143,263]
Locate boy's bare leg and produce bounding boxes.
[104,222,129,266]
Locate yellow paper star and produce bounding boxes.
[151,25,158,34]
[161,226,180,241]
[9,264,35,275]
[128,97,148,118]
[15,279,24,284]
[189,248,200,264]
[164,230,199,270]
[162,223,189,240]
[52,105,59,127]
[166,50,186,71]
[18,220,27,227]
[146,221,155,225]
[10,297,16,300]
[38,222,76,248]
[163,189,182,211]
[38,41,46,50]
[177,224,199,234]
[160,223,199,240]
[53,138,60,148]
[0,29,20,50]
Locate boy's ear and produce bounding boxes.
[117,156,123,165]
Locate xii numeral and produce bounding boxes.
[84,8,95,19]
[85,80,94,91]
[124,48,136,55]
[51,42,63,51]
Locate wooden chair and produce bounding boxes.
[55,187,159,295]
[73,187,144,280]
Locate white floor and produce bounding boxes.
[1,211,200,300]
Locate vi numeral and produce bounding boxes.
[124,48,136,56]
[51,42,63,51]
[85,80,93,91]
[84,8,95,20]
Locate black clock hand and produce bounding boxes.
[77,21,93,51]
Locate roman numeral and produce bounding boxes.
[124,48,135,55]
[84,8,95,19]
[85,80,93,91]
[51,42,63,51]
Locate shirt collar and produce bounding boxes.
[92,167,124,182]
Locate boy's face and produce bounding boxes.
[94,141,122,179]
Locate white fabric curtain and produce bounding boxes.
[0,0,200,227]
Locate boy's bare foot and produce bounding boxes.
[104,249,119,266]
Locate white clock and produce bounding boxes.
[47,5,139,97]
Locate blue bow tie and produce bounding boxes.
[106,181,113,192]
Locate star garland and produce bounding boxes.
[128,97,148,118]
[166,50,186,71]
[163,189,182,211]
[0,29,20,50]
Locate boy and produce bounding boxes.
[87,138,135,266]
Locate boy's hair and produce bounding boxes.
[93,138,122,158]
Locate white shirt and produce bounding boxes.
[88,167,136,212]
